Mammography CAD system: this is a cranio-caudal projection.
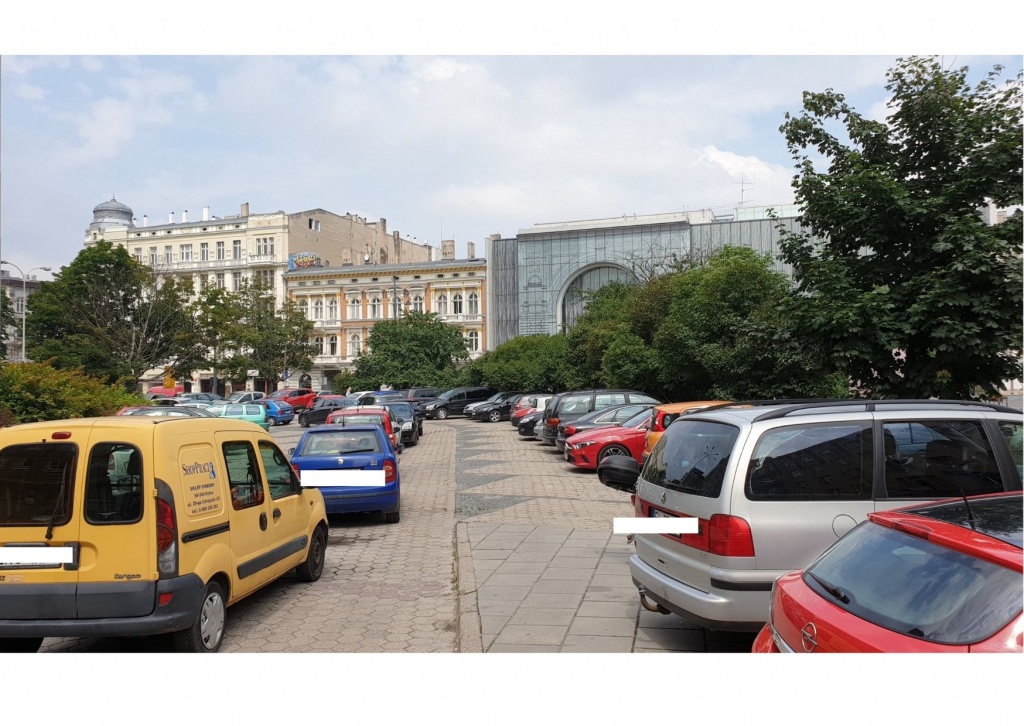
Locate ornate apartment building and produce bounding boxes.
[283,252,487,390]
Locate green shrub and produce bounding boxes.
[0,360,147,425]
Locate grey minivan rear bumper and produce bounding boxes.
[629,554,767,633]
[0,573,205,638]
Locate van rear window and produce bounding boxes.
[642,420,739,498]
[0,443,77,527]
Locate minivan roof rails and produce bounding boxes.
[684,398,1021,421]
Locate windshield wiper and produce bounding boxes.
[339,448,378,455]
[808,572,850,604]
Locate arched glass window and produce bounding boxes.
[328,298,338,320]
[313,336,324,355]
[349,334,362,357]
[412,295,424,313]
[328,335,338,355]
[452,294,463,315]
[561,266,637,331]
[298,298,308,319]
[436,294,448,315]
[468,292,479,315]
[370,297,382,318]
[467,331,480,351]
[313,300,323,320]
[348,298,360,319]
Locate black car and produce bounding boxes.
[554,403,655,452]
[420,386,499,420]
[298,395,358,427]
[474,392,536,423]
[517,409,546,437]
[540,389,661,446]
[381,401,422,444]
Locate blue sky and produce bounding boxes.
[1,3,1021,282]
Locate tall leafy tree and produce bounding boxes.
[353,311,469,389]
[172,285,241,389]
[0,290,13,360]
[464,334,573,392]
[26,241,188,384]
[777,56,1023,399]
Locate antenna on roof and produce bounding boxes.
[734,179,755,207]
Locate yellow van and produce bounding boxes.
[0,416,328,653]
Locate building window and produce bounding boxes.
[216,241,225,260]
[200,275,210,291]
[232,272,242,291]
[148,247,157,265]
[452,294,463,315]
[349,334,362,357]
[232,240,242,259]
[257,269,274,289]
[180,244,193,262]
[328,335,338,355]
[436,294,448,315]
[308,219,320,231]
[467,331,480,352]
[412,295,424,313]
[134,248,143,263]
[313,336,324,355]
[370,297,382,319]
[313,300,323,320]
[468,292,479,315]
[14,297,24,314]
[200,242,209,261]
[328,299,338,320]
[348,298,360,319]
[164,245,173,262]
[256,237,274,255]
[299,298,309,319]
[216,273,225,289]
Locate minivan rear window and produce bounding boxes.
[0,443,77,527]
[642,420,739,498]
[803,522,1023,645]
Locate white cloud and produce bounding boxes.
[14,83,46,101]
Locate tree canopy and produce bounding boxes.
[777,56,1023,399]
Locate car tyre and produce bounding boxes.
[487,409,502,423]
[174,580,226,653]
[435,407,449,420]
[598,444,630,461]
[296,525,327,582]
[299,413,309,428]
[0,637,43,653]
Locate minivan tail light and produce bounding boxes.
[383,461,396,484]
[708,514,755,557]
[547,417,559,427]
[156,499,176,553]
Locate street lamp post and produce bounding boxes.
[1,260,53,362]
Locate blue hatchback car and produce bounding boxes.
[265,399,295,426]
[290,424,401,523]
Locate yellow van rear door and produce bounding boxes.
[0,441,81,619]
[75,440,156,618]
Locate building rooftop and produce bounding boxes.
[284,258,485,277]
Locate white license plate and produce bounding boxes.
[0,546,75,565]
[301,469,386,488]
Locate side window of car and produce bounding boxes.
[629,394,660,404]
[746,422,873,501]
[258,441,300,500]
[245,405,262,417]
[595,393,626,409]
[85,443,143,524]
[997,421,1022,479]
[882,419,1005,499]
[223,441,266,510]
[452,392,466,402]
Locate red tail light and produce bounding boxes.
[708,514,755,557]
[383,461,396,483]
[547,417,559,427]
[564,425,577,436]
[291,463,301,481]
[156,499,176,553]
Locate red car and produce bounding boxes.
[326,407,400,450]
[266,387,316,411]
[753,492,1023,653]
[563,408,652,470]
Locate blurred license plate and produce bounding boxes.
[651,509,673,518]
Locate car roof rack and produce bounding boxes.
[682,398,1021,422]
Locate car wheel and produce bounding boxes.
[0,637,43,653]
[435,407,449,420]
[384,509,400,524]
[487,410,502,423]
[296,525,327,582]
[299,413,309,428]
[598,444,630,461]
[174,580,226,653]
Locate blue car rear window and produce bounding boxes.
[299,431,383,456]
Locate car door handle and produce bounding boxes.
[273,508,281,519]
[259,513,268,530]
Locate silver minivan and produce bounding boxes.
[606,400,1023,632]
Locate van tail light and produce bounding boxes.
[547,417,559,427]
[708,514,755,557]
[565,425,577,436]
[383,461,397,484]
[156,497,179,576]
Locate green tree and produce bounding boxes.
[0,289,13,360]
[220,278,318,392]
[351,311,469,389]
[0,360,146,424]
[564,282,635,390]
[777,56,1023,399]
[464,334,573,392]
[172,285,241,389]
[26,241,189,384]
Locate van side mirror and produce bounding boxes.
[597,455,640,493]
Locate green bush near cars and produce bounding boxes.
[0,360,146,425]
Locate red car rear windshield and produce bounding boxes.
[803,522,1023,646]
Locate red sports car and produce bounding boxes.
[753,492,1023,653]
[563,409,652,470]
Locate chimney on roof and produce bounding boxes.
[169,212,175,224]
[182,209,189,223]
[143,215,148,227]
[441,240,455,260]
[467,241,476,258]
[202,206,210,222]
[241,202,250,216]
